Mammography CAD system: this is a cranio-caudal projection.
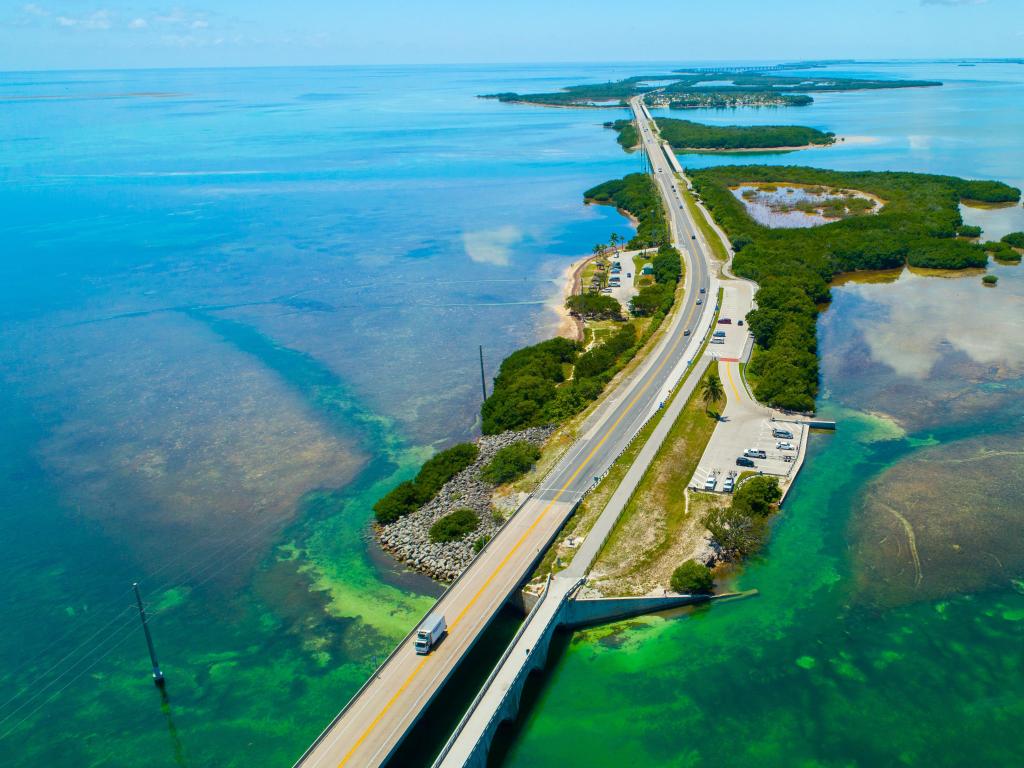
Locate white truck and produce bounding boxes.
[415,613,446,655]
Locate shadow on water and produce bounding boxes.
[385,604,524,768]
[157,685,188,768]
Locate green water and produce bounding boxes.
[498,62,1024,768]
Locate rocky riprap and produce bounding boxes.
[375,427,554,582]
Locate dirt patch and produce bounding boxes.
[588,374,723,596]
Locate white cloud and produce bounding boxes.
[921,0,987,5]
[129,17,148,29]
[848,270,1024,379]
[462,225,523,267]
[191,19,208,29]
[22,3,48,16]
[54,10,112,30]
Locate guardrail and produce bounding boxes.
[292,490,536,767]
[432,575,585,767]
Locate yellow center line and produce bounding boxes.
[337,122,698,768]
[724,360,741,402]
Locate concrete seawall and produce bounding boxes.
[434,587,756,768]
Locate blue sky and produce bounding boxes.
[1,0,1021,70]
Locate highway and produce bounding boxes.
[294,96,713,768]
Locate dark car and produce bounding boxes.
[736,456,755,468]
[691,235,696,240]
[684,329,691,336]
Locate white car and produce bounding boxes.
[776,441,795,451]
[703,474,717,491]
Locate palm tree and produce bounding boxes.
[701,372,725,415]
[593,243,604,259]
[609,232,620,253]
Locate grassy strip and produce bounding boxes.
[592,365,721,584]
[531,287,723,581]
[681,183,729,263]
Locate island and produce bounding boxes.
[481,64,942,109]
[688,165,1020,410]
[610,117,836,152]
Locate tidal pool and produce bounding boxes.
[731,183,879,228]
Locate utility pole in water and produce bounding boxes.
[479,345,487,402]
[133,582,165,687]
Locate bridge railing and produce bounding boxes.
[432,575,585,767]
[292,491,536,767]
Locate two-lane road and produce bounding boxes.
[295,96,713,768]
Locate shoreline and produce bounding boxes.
[674,139,839,154]
[548,258,586,342]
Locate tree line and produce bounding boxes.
[653,117,835,150]
[689,164,1020,411]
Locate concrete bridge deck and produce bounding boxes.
[294,95,714,768]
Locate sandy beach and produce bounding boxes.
[548,256,593,341]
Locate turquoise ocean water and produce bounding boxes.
[1,61,1022,766]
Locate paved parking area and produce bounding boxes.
[692,360,802,493]
[707,284,749,361]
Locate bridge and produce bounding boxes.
[294,96,714,768]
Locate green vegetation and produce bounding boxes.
[484,180,683,434]
[606,119,638,149]
[480,75,656,107]
[584,173,668,248]
[631,243,683,316]
[983,274,999,286]
[700,372,725,415]
[481,68,941,110]
[732,475,783,517]
[585,363,723,593]
[481,337,578,434]
[689,164,1021,411]
[670,559,714,594]
[428,508,481,543]
[653,117,835,151]
[1001,231,1024,248]
[566,293,623,320]
[703,476,782,560]
[472,535,490,554]
[481,441,542,484]
[985,240,1021,263]
[481,324,642,434]
[957,224,983,238]
[668,92,813,110]
[373,443,479,523]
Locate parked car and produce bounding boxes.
[710,338,724,345]
[738,320,744,326]
[713,330,726,338]
[722,475,735,493]
[703,474,717,491]
[777,442,795,451]
[736,456,755,468]
[744,448,767,459]
[718,318,732,325]
[772,428,794,440]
